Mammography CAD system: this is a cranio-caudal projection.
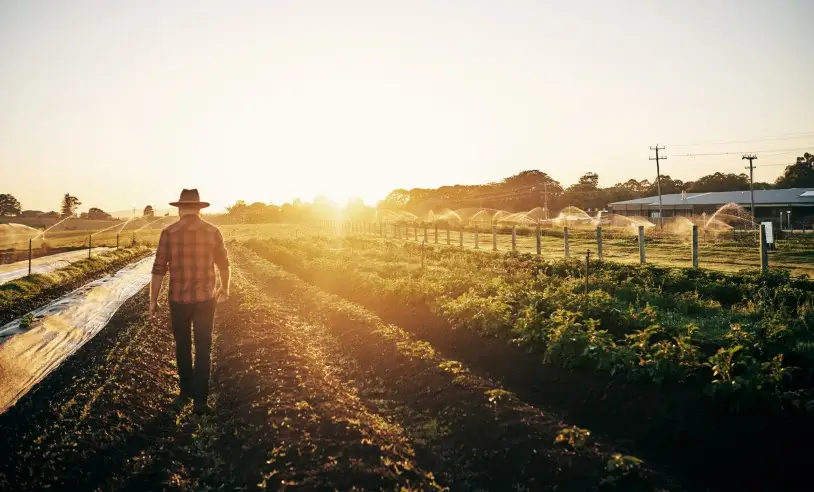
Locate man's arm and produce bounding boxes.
[214,230,231,300]
[150,230,170,316]
[149,273,164,311]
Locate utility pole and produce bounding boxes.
[649,145,666,229]
[743,154,757,224]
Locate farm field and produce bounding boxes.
[0,242,681,491]
[0,224,812,490]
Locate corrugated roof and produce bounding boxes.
[610,188,814,206]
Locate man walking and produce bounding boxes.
[149,189,231,413]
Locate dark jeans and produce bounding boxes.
[170,299,216,402]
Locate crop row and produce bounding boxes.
[245,236,814,414]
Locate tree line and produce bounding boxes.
[378,151,814,216]
[3,152,811,222]
[0,192,159,221]
[222,152,812,223]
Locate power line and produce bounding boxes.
[667,132,814,148]
[757,162,798,167]
[669,146,812,158]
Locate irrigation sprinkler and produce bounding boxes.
[28,238,32,276]
[459,226,464,249]
[760,224,769,273]
[423,225,428,243]
[596,227,603,260]
[434,224,439,244]
[88,234,92,259]
[511,225,516,251]
[475,225,479,249]
[691,225,699,268]
[638,226,646,265]
[585,250,591,294]
[536,225,541,255]
[116,233,120,250]
[563,227,570,257]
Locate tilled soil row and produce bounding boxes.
[235,246,681,491]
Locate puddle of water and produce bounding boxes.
[0,248,114,285]
[0,255,155,414]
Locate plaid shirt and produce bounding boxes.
[152,215,230,304]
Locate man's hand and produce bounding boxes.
[148,300,159,320]
[217,287,230,304]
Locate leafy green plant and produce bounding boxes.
[543,311,615,370]
[554,426,591,452]
[19,313,36,330]
[600,454,645,487]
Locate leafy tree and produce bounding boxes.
[343,197,372,220]
[775,152,814,188]
[60,194,81,218]
[226,200,248,215]
[0,193,21,216]
[648,175,685,195]
[143,205,155,217]
[686,173,750,193]
[564,173,603,210]
[87,207,112,220]
[495,170,564,212]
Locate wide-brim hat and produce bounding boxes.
[170,188,210,208]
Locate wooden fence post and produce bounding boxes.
[511,225,516,251]
[563,227,570,257]
[760,223,769,273]
[595,226,603,260]
[638,226,646,265]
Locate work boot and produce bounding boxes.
[193,400,213,415]
[171,393,191,411]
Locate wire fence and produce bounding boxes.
[305,220,814,280]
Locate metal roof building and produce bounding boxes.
[609,188,814,225]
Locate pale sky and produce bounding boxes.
[2,0,813,213]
